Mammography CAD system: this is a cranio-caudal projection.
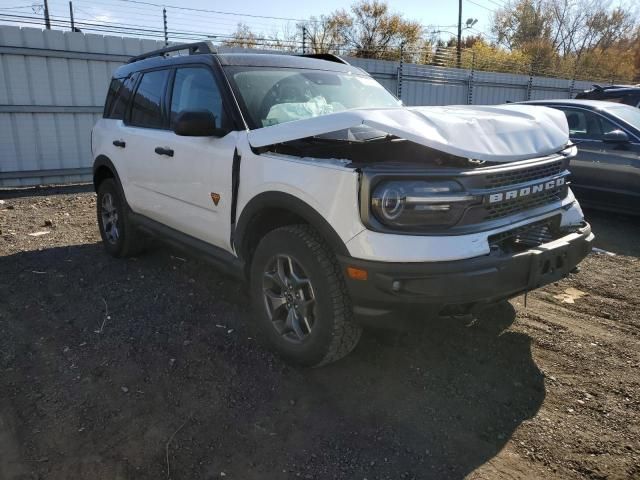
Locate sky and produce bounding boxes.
[0,0,499,44]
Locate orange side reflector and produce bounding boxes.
[347,266,368,281]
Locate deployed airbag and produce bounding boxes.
[264,96,345,126]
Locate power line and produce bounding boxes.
[0,5,39,10]
[465,0,496,12]
[67,0,300,33]
[0,12,305,45]
[112,0,314,23]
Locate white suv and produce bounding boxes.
[92,42,593,366]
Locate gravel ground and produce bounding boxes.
[0,187,639,480]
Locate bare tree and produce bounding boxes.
[492,0,636,59]
[303,14,349,54]
[331,0,423,59]
[222,23,259,49]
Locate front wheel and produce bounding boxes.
[249,225,362,367]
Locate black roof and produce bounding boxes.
[216,53,358,73]
[576,84,640,98]
[113,51,364,79]
[519,99,622,110]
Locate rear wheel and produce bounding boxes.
[250,225,362,366]
[96,178,144,257]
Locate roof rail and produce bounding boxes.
[297,53,350,65]
[128,41,216,64]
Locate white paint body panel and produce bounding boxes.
[247,104,570,162]
[235,135,365,246]
[93,121,586,265]
[93,118,238,248]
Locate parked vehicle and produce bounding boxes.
[521,99,640,215]
[575,84,640,108]
[92,42,593,366]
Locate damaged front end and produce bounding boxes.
[249,105,581,247]
[242,104,591,320]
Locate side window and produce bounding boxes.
[104,76,134,119]
[621,95,640,107]
[560,108,618,140]
[129,70,169,128]
[170,67,226,129]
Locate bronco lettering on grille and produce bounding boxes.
[487,177,565,205]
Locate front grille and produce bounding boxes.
[485,189,565,220]
[489,216,561,251]
[484,159,564,189]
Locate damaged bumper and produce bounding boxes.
[339,223,593,326]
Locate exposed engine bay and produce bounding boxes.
[254,126,495,168]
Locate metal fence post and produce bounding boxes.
[302,25,307,54]
[526,62,534,100]
[568,77,576,99]
[163,8,168,47]
[467,51,475,105]
[396,42,404,101]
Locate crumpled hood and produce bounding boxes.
[247,104,569,162]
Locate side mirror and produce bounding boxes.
[173,111,226,137]
[602,129,629,143]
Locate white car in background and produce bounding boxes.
[91,42,593,366]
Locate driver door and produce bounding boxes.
[148,66,237,250]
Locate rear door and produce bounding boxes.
[120,68,173,219]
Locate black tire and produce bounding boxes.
[249,224,362,367]
[96,178,144,258]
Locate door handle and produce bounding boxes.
[154,147,174,157]
[112,140,126,148]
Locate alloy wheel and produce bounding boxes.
[262,254,316,343]
[100,192,119,244]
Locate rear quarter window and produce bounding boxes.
[103,76,135,120]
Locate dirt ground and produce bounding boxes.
[0,187,638,480]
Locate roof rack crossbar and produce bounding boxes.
[128,41,216,64]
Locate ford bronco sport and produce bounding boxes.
[92,42,593,366]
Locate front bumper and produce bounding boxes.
[338,223,593,325]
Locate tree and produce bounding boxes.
[330,0,423,59]
[492,0,636,58]
[492,0,552,52]
[222,23,259,49]
[491,0,638,79]
[304,14,349,54]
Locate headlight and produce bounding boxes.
[371,180,474,228]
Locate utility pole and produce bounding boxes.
[43,0,51,29]
[163,8,168,47]
[457,0,462,68]
[69,1,75,31]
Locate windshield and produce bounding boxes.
[607,103,640,128]
[224,66,400,129]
